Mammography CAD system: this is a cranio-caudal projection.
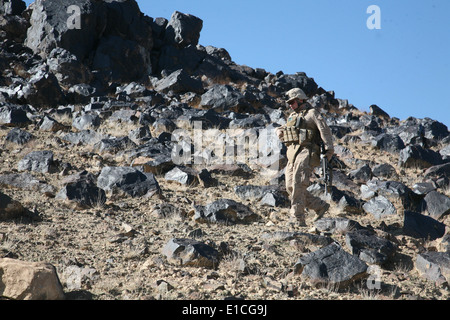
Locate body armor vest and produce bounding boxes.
[281,107,319,147]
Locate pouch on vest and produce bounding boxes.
[281,126,299,144]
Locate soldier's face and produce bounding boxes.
[288,100,298,110]
[289,99,304,111]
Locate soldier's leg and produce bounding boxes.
[285,161,294,198]
[302,152,330,219]
[289,149,310,224]
[304,192,330,220]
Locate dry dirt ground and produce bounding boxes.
[0,116,449,301]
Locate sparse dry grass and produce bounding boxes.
[0,112,449,301]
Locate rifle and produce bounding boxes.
[320,142,333,196]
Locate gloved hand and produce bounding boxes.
[275,127,284,140]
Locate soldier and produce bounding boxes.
[276,88,334,226]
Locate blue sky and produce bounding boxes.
[24,0,450,128]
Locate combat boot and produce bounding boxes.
[289,205,307,227]
[295,214,307,227]
[314,203,330,221]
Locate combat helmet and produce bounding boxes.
[285,88,308,104]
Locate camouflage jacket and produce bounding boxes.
[281,104,334,164]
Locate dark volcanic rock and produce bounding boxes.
[399,145,442,169]
[162,238,219,269]
[371,133,405,153]
[259,190,289,207]
[420,191,450,220]
[21,67,66,107]
[1,0,26,16]
[154,69,203,94]
[62,130,106,146]
[412,182,436,196]
[234,185,278,201]
[0,103,30,126]
[164,11,203,48]
[5,127,34,145]
[362,179,418,211]
[274,72,318,96]
[194,199,258,225]
[97,166,161,198]
[372,163,397,179]
[314,217,364,234]
[92,137,137,154]
[72,113,101,131]
[0,12,29,43]
[0,191,26,221]
[424,163,450,181]
[25,0,103,60]
[17,150,58,174]
[348,164,372,183]
[234,185,289,207]
[415,251,450,285]
[26,0,153,82]
[164,166,198,185]
[46,47,92,86]
[362,195,397,220]
[56,171,106,209]
[38,115,68,132]
[294,243,368,288]
[403,211,446,241]
[345,229,397,265]
[199,84,249,113]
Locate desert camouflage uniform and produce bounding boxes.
[280,103,334,224]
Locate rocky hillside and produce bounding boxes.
[0,0,449,301]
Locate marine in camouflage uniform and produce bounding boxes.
[276,88,334,226]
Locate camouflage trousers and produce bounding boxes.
[285,148,328,220]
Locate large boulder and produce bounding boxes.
[46,48,92,86]
[25,0,153,82]
[56,171,106,209]
[362,195,397,220]
[345,229,397,265]
[0,103,30,127]
[199,84,249,113]
[403,211,446,241]
[371,133,405,153]
[0,258,65,300]
[0,0,26,16]
[398,145,443,169]
[294,243,368,288]
[0,1,28,42]
[90,0,154,82]
[415,251,450,285]
[97,166,161,198]
[154,69,203,94]
[25,0,105,61]
[17,150,58,174]
[164,11,202,48]
[420,191,450,220]
[17,65,66,107]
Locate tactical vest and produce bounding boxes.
[281,107,320,147]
